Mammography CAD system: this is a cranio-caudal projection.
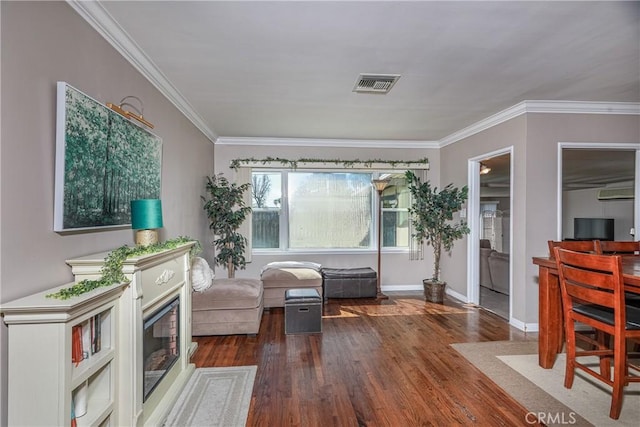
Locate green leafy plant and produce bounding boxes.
[230,157,429,170]
[46,237,200,300]
[202,173,252,278]
[405,171,470,283]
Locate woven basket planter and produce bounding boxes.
[423,280,446,304]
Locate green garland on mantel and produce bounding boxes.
[47,236,201,300]
[230,157,429,170]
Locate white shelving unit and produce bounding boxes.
[1,282,126,427]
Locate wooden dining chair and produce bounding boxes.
[554,247,640,419]
[547,240,598,258]
[596,240,640,255]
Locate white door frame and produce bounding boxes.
[556,142,640,241]
[467,147,514,313]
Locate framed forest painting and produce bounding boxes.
[54,82,162,232]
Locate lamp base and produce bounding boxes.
[135,229,158,246]
[376,291,389,300]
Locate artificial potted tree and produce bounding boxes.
[202,173,252,278]
[405,171,470,303]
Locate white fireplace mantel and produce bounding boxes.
[67,242,197,426]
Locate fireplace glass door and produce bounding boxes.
[143,296,180,401]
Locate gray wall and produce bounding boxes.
[440,115,527,317]
[563,187,635,240]
[522,113,639,324]
[439,113,639,327]
[0,3,214,425]
[214,143,440,289]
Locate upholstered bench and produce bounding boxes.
[191,278,264,336]
[322,267,377,298]
[260,262,323,308]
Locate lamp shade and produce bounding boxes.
[372,178,390,193]
[130,199,163,230]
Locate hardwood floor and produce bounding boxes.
[191,292,541,426]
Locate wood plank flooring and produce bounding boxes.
[191,292,541,426]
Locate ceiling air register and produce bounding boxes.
[353,74,401,94]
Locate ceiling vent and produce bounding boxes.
[353,74,401,94]
[597,187,635,200]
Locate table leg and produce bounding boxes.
[538,266,563,368]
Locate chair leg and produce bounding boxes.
[565,319,576,388]
[609,333,626,419]
[597,331,611,380]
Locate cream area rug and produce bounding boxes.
[164,366,256,427]
[451,341,640,427]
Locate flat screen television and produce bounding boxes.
[574,218,614,241]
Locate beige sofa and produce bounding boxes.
[260,262,323,308]
[191,278,264,336]
[479,239,510,295]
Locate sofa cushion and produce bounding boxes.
[261,261,321,273]
[261,267,322,288]
[192,278,263,311]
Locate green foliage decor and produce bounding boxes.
[202,173,252,278]
[47,237,201,300]
[230,157,429,170]
[405,171,470,283]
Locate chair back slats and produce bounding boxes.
[598,241,640,255]
[555,248,624,308]
[548,240,598,258]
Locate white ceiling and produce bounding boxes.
[80,0,639,143]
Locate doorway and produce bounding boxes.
[557,143,639,242]
[467,149,513,321]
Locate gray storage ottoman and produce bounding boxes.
[284,288,322,334]
[322,267,377,298]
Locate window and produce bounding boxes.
[381,176,410,248]
[251,172,281,248]
[251,171,409,250]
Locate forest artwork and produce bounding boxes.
[54,82,162,231]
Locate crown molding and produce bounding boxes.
[215,136,439,149]
[524,100,640,115]
[66,1,638,149]
[66,0,217,143]
[439,100,640,148]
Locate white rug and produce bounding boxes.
[164,366,256,427]
[498,353,640,427]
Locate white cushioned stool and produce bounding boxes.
[260,262,323,308]
[192,278,263,336]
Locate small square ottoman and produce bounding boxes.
[284,288,322,334]
[191,278,263,336]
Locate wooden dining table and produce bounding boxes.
[532,255,640,369]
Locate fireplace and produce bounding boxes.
[143,296,180,402]
[66,242,196,426]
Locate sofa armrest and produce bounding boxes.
[488,252,510,295]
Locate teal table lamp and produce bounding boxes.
[131,199,163,246]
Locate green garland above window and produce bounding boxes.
[47,236,201,300]
[230,157,429,170]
